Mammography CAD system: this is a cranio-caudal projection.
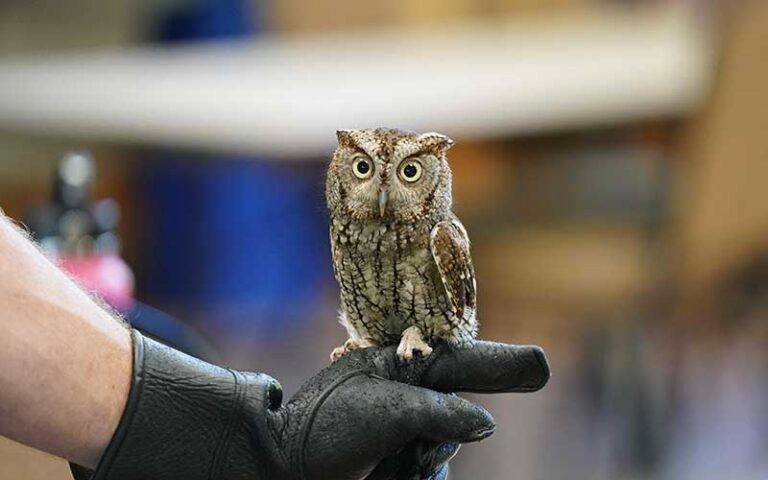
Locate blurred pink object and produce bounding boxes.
[58,254,135,312]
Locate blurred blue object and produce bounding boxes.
[127,301,219,362]
[157,0,261,42]
[142,156,332,336]
[142,1,331,337]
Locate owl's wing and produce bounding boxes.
[430,220,476,319]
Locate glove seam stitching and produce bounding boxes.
[208,369,244,480]
[293,368,367,480]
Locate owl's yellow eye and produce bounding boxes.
[352,156,373,179]
[399,160,422,182]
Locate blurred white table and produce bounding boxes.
[0,7,711,156]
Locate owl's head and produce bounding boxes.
[326,128,454,222]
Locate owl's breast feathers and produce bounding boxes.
[330,215,477,344]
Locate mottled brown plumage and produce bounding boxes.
[431,220,476,320]
[326,128,477,361]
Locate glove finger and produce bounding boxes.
[412,441,460,472]
[429,465,450,480]
[431,464,450,480]
[400,387,496,444]
[365,441,458,480]
[300,378,484,479]
[420,341,550,394]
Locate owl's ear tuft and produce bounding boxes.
[336,129,356,146]
[419,132,455,154]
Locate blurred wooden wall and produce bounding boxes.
[676,2,768,307]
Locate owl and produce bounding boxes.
[326,128,477,361]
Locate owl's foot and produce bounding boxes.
[396,326,433,361]
[330,337,378,362]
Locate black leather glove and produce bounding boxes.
[71,330,549,480]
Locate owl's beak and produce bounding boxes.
[378,190,388,218]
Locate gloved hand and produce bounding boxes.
[71,330,549,480]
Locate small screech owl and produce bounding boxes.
[326,128,477,361]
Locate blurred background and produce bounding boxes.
[1,0,767,479]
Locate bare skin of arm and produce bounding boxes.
[0,213,131,468]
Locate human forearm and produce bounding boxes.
[0,213,131,468]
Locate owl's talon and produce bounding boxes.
[396,326,433,361]
[330,338,378,362]
[330,346,347,362]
